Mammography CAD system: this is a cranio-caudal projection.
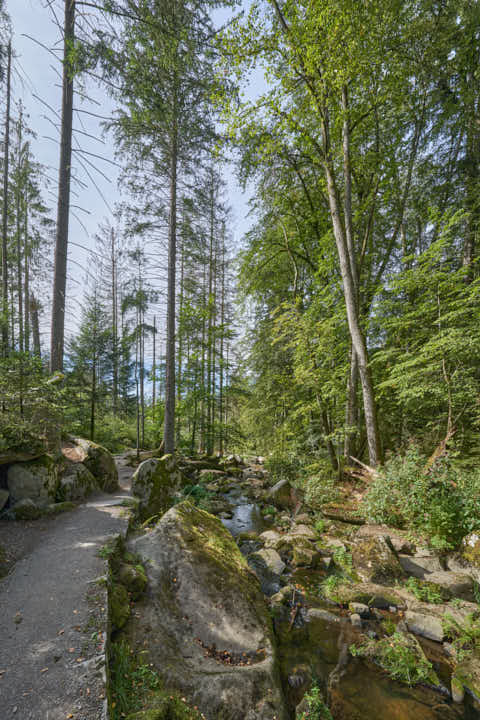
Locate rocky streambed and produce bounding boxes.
[108,454,480,719]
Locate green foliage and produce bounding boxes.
[404,577,444,604]
[264,450,299,483]
[299,682,333,720]
[350,633,435,686]
[314,518,325,534]
[304,470,340,510]
[320,573,346,600]
[362,446,480,548]
[443,613,480,662]
[332,547,353,573]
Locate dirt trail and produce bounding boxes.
[0,455,133,720]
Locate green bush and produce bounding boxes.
[299,682,333,720]
[264,450,299,483]
[304,472,339,510]
[404,577,444,604]
[361,446,480,548]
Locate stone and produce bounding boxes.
[58,461,97,501]
[130,502,288,720]
[117,563,147,600]
[398,553,444,578]
[270,585,294,607]
[293,513,314,525]
[64,438,118,492]
[7,455,57,507]
[348,602,370,618]
[291,542,320,568]
[306,607,340,624]
[355,524,416,555]
[267,479,300,510]
[250,548,286,576]
[290,524,316,539]
[198,468,226,480]
[426,571,475,602]
[259,530,283,549]
[462,531,480,568]
[452,651,480,704]
[132,455,183,522]
[405,610,444,642]
[352,536,404,584]
[451,677,465,704]
[332,582,405,609]
[0,488,9,511]
[11,498,42,520]
[350,613,362,629]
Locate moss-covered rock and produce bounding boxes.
[452,651,480,703]
[132,455,184,522]
[71,438,118,492]
[462,531,480,568]
[352,536,405,584]
[129,502,288,719]
[117,562,147,600]
[125,692,203,719]
[58,461,97,501]
[7,455,57,507]
[11,498,43,520]
[44,501,77,515]
[330,581,405,609]
[111,582,130,630]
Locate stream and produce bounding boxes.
[219,488,480,720]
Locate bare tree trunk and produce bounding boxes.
[111,228,118,414]
[50,0,75,372]
[152,314,156,424]
[219,236,225,455]
[15,110,24,354]
[1,40,11,357]
[24,202,30,354]
[30,295,41,360]
[163,116,178,454]
[344,344,359,460]
[90,354,96,441]
[176,230,184,447]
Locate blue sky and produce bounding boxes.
[8,0,254,344]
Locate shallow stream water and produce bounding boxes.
[219,487,480,720]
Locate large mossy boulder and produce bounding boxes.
[64,438,118,492]
[58,461,97,501]
[7,455,57,507]
[267,479,301,510]
[130,502,288,720]
[352,535,405,584]
[131,455,183,522]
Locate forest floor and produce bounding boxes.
[0,456,132,720]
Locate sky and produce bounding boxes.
[7,0,254,347]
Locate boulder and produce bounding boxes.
[426,571,475,602]
[7,455,57,507]
[58,461,97,501]
[352,536,404,584]
[267,479,301,510]
[291,542,320,569]
[64,438,118,492]
[355,524,416,555]
[398,552,444,578]
[0,488,9,511]
[248,548,286,596]
[259,530,283,549]
[405,610,444,642]
[130,502,288,720]
[11,498,43,520]
[462,531,480,568]
[453,652,480,704]
[131,455,183,522]
[289,524,316,540]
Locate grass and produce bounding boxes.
[403,577,444,604]
[350,632,436,686]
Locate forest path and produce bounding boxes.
[0,455,133,720]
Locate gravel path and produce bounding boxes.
[0,455,133,720]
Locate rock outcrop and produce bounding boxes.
[7,455,58,507]
[63,438,118,492]
[130,502,287,719]
[131,455,183,521]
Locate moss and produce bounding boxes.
[332,582,403,608]
[126,692,203,719]
[44,501,77,515]
[463,534,480,568]
[117,562,147,599]
[111,582,130,630]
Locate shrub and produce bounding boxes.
[264,450,299,483]
[304,472,339,510]
[299,682,333,720]
[361,446,480,548]
[404,577,444,604]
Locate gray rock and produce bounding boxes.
[349,602,370,618]
[58,462,97,501]
[352,535,404,584]
[259,530,283,549]
[290,523,316,539]
[7,456,57,507]
[398,553,444,578]
[131,502,288,719]
[267,479,300,510]
[350,613,362,628]
[131,455,183,521]
[306,607,340,624]
[0,488,9,511]
[426,570,475,602]
[65,438,118,492]
[405,610,444,642]
[355,524,416,555]
[250,548,286,576]
[11,498,42,520]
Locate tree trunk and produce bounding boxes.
[111,228,118,414]
[152,314,156,424]
[176,229,184,447]
[90,354,96,441]
[324,159,382,466]
[30,295,41,359]
[24,201,30,354]
[163,117,178,454]
[1,40,11,357]
[50,0,75,373]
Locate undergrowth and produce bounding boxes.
[350,632,435,686]
[298,682,333,719]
